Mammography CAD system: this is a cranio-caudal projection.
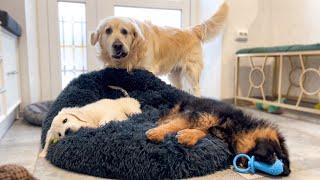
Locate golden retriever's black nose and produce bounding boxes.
[112,42,123,51]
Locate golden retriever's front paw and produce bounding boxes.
[176,129,204,147]
[146,128,166,142]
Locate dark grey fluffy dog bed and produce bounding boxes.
[23,101,54,126]
[41,68,231,179]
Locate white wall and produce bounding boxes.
[196,0,273,99]
[270,0,320,45]
[197,0,224,99]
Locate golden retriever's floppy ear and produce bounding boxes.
[129,19,146,61]
[131,19,145,42]
[90,30,100,46]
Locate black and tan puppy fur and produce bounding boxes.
[146,97,291,176]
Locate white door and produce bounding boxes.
[45,0,190,99]
[47,0,98,98]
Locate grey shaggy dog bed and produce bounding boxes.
[41,68,231,179]
[23,101,54,126]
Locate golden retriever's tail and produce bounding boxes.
[192,2,229,42]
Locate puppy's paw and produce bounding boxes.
[99,120,108,127]
[146,128,166,142]
[176,129,203,147]
[126,110,141,117]
[133,109,142,115]
[39,150,47,158]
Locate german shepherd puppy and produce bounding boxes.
[146,97,291,176]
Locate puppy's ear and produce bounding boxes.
[63,108,90,123]
[39,129,54,157]
[90,31,100,46]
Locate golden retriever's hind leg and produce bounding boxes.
[168,68,183,89]
[176,129,207,146]
[182,61,202,97]
[146,117,191,142]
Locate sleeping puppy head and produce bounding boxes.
[39,108,92,157]
[247,138,291,176]
[49,108,91,138]
[90,17,145,68]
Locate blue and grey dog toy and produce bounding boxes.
[233,154,284,176]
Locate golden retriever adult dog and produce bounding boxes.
[90,3,229,96]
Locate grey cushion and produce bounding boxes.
[0,10,22,37]
[23,101,54,126]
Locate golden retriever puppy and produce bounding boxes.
[90,3,229,96]
[39,97,141,157]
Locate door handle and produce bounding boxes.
[6,71,18,76]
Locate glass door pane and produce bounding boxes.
[114,6,182,28]
[58,2,87,88]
